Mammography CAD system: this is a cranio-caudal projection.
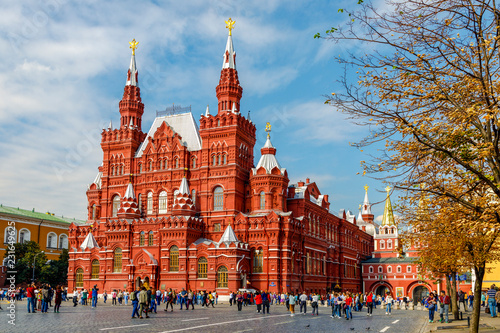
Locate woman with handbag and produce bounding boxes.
[426,293,437,323]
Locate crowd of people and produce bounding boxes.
[2,282,500,324]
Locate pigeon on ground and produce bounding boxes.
[350,328,355,331]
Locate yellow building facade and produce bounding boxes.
[0,204,84,285]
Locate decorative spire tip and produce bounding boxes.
[129,39,139,56]
[225,18,235,36]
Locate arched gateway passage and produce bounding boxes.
[375,285,390,297]
[412,286,430,305]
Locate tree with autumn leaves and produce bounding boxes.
[318,0,500,331]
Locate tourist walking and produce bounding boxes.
[72,290,78,307]
[91,285,99,308]
[103,290,108,303]
[426,293,437,323]
[255,291,262,313]
[311,293,319,316]
[261,290,270,314]
[386,293,393,315]
[288,293,296,316]
[486,284,497,317]
[299,291,307,315]
[131,287,140,319]
[138,287,149,319]
[26,283,36,313]
[345,292,353,320]
[439,290,450,323]
[54,286,62,313]
[112,290,117,305]
[366,292,374,316]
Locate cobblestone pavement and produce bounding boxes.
[1,300,428,333]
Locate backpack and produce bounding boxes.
[130,291,137,301]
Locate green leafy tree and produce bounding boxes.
[3,241,47,284]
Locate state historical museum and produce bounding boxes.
[68,20,374,295]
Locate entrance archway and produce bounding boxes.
[135,277,141,289]
[143,276,150,290]
[375,285,390,297]
[412,286,430,305]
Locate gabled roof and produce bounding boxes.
[80,232,99,250]
[135,112,202,157]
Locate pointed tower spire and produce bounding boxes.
[381,186,396,226]
[223,18,237,70]
[119,39,144,131]
[205,104,210,116]
[216,18,242,114]
[117,182,140,218]
[126,39,139,86]
[108,120,113,130]
[172,176,196,216]
[80,231,99,250]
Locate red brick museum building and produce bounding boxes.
[67,22,375,295]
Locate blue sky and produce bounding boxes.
[0,0,392,221]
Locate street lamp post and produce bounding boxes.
[32,251,44,282]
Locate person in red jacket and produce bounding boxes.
[366,292,374,316]
[26,282,36,313]
[439,290,451,323]
[255,291,263,313]
[345,292,353,320]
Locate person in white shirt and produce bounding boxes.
[299,292,308,314]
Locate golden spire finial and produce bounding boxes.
[386,186,391,193]
[129,39,139,56]
[364,184,369,193]
[225,18,235,36]
[265,122,271,138]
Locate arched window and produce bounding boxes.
[121,164,124,175]
[149,160,153,171]
[369,266,374,273]
[3,226,16,244]
[139,231,145,246]
[387,240,392,249]
[139,163,142,174]
[213,187,224,211]
[388,266,392,273]
[112,195,120,217]
[253,249,263,273]
[91,204,96,220]
[91,260,99,279]
[191,190,196,206]
[217,266,228,288]
[148,231,153,246]
[175,158,179,169]
[407,266,412,273]
[158,191,168,214]
[47,232,57,248]
[306,253,311,274]
[378,266,383,273]
[160,160,163,170]
[19,229,30,243]
[75,268,84,288]
[259,191,265,210]
[397,266,402,273]
[223,154,227,164]
[169,246,179,272]
[192,157,196,168]
[147,192,153,215]
[218,155,221,165]
[113,248,122,272]
[380,240,385,249]
[138,194,142,213]
[59,234,68,249]
[198,257,208,278]
[212,155,216,166]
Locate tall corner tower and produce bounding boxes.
[199,18,256,217]
[373,186,399,258]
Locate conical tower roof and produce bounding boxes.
[381,186,396,226]
[80,231,99,250]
